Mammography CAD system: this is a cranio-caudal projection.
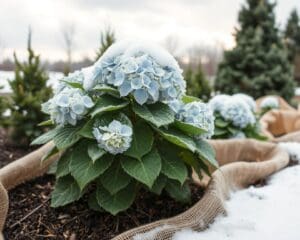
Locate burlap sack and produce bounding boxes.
[0,137,294,240]
[256,95,296,112]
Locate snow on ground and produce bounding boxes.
[173,144,300,240]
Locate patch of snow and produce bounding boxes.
[279,142,300,163]
[173,165,300,240]
[133,225,171,240]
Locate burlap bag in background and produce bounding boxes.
[1,136,296,240]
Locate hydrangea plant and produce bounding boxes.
[32,41,217,215]
[209,94,266,140]
[259,96,279,114]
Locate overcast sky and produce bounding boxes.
[0,0,299,62]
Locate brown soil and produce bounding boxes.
[0,129,205,240]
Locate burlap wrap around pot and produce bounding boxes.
[2,131,300,240]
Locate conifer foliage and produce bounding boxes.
[215,0,295,100]
[95,27,116,60]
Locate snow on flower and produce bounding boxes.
[55,70,85,93]
[85,41,186,105]
[42,87,94,126]
[233,93,256,112]
[208,94,231,113]
[93,120,133,155]
[220,98,255,129]
[260,96,279,110]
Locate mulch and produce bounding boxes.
[0,129,205,240]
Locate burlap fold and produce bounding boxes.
[0,137,295,240]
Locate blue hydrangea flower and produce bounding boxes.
[93,120,133,154]
[230,131,246,139]
[220,98,255,129]
[86,42,186,105]
[233,93,256,112]
[260,96,279,110]
[42,88,94,126]
[170,101,215,139]
[208,94,231,113]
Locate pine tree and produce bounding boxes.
[215,0,295,100]
[284,9,300,63]
[0,86,8,123]
[185,64,212,101]
[7,29,52,145]
[95,27,116,61]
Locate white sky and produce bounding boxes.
[0,0,299,61]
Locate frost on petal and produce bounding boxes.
[134,89,148,105]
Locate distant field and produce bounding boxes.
[0,71,64,94]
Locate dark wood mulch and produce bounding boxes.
[0,129,205,240]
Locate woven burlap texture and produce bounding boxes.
[0,136,296,240]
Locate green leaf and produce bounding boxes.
[228,126,239,135]
[90,95,129,118]
[96,182,136,215]
[38,119,54,127]
[195,139,218,168]
[56,151,72,178]
[125,121,153,159]
[100,160,131,195]
[88,142,106,163]
[31,127,59,145]
[150,174,167,195]
[51,175,82,207]
[93,84,120,97]
[215,118,229,128]
[121,148,161,188]
[53,125,81,150]
[156,127,197,152]
[165,180,191,203]
[213,127,228,136]
[88,192,103,212]
[41,145,59,163]
[132,102,174,127]
[78,119,95,139]
[62,80,84,90]
[70,148,113,190]
[181,95,201,103]
[173,120,206,136]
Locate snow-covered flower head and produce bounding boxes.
[233,93,256,112]
[42,88,94,126]
[171,101,215,139]
[93,120,133,154]
[220,98,255,129]
[260,96,279,110]
[208,94,231,113]
[85,41,186,105]
[55,70,85,93]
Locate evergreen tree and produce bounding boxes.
[284,9,300,63]
[0,86,8,123]
[95,27,116,61]
[215,0,295,100]
[185,64,212,101]
[7,29,52,145]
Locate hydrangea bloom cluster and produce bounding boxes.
[220,98,255,128]
[260,96,279,110]
[208,94,231,113]
[169,100,215,139]
[93,120,133,155]
[85,42,186,105]
[42,87,94,126]
[233,93,256,112]
[55,70,85,93]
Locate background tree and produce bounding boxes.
[215,0,295,100]
[95,27,116,61]
[7,29,52,145]
[62,23,75,75]
[185,64,212,101]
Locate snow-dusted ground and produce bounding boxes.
[173,143,300,240]
[0,70,63,93]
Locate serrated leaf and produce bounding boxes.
[56,151,72,178]
[93,84,120,97]
[173,120,206,136]
[132,102,174,127]
[53,125,81,150]
[62,80,84,90]
[96,182,136,215]
[51,175,82,207]
[100,160,131,195]
[150,174,167,195]
[38,119,54,126]
[70,149,113,190]
[215,118,229,128]
[78,119,95,139]
[156,127,197,152]
[195,139,218,168]
[125,121,153,159]
[121,148,161,188]
[88,142,106,163]
[165,180,191,203]
[90,95,129,118]
[31,127,60,145]
[181,95,201,103]
[41,145,59,163]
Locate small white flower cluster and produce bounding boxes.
[42,87,94,126]
[85,41,186,105]
[93,120,133,155]
[260,96,279,110]
[209,94,256,129]
[169,100,215,139]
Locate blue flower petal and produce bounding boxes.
[119,81,133,96]
[131,77,143,89]
[134,89,148,105]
